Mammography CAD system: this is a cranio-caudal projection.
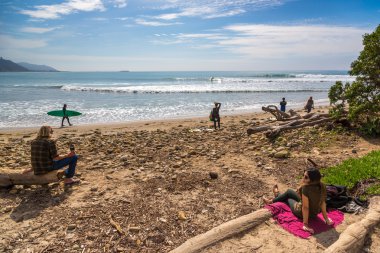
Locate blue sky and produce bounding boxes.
[0,0,379,71]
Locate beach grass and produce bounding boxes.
[321,150,380,197]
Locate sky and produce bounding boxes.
[0,0,379,71]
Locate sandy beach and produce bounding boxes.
[1,106,379,252]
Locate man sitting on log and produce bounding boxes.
[23,126,79,185]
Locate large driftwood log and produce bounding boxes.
[247,113,332,137]
[0,171,63,188]
[170,209,271,253]
[265,118,332,138]
[324,196,380,253]
[262,105,301,121]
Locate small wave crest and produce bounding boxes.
[13,84,63,89]
[61,85,328,94]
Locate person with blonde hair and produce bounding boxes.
[24,126,79,185]
[263,168,333,233]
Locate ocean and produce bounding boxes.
[0,71,354,129]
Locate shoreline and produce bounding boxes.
[0,104,329,134]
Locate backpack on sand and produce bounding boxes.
[326,185,351,209]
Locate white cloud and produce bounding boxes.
[0,35,47,49]
[91,17,108,21]
[135,18,181,26]
[116,17,130,21]
[111,0,127,8]
[21,26,60,34]
[20,0,105,19]
[220,24,368,58]
[152,0,284,20]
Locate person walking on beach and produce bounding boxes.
[211,102,221,129]
[305,96,314,113]
[280,97,287,112]
[61,104,72,127]
[263,168,333,234]
[23,126,80,185]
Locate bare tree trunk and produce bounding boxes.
[0,171,63,188]
[170,209,272,253]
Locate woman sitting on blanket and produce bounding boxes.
[263,168,333,234]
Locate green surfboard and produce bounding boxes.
[47,110,82,117]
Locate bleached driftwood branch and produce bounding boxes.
[247,106,332,138]
[324,196,380,253]
[170,209,271,253]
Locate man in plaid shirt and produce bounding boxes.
[24,126,79,185]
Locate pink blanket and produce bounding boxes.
[265,202,344,238]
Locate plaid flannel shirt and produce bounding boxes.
[31,138,58,175]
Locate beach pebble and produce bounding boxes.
[129,226,141,232]
[274,150,290,158]
[67,224,77,231]
[178,211,187,220]
[209,172,218,179]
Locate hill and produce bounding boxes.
[18,62,58,72]
[0,57,29,72]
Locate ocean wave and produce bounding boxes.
[61,85,328,93]
[12,84,63,89]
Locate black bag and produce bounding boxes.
[326,185,352,208]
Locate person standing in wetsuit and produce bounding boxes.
[212,102,221,129]
[305,97,314,113]
[61,104,72,127]
[280,97,287,112]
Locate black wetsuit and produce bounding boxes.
[212,103,221,129]
[61,106,72,127]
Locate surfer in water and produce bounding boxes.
[61,104,72,127]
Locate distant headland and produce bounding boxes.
[0,57,59,72]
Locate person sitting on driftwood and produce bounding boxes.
[23,126,79,185]
[304,96,314,113]
[263,168,333,234]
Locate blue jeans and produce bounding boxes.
[50,155,78,178]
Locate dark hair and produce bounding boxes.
[305,168,321,183]
[303,168,326,202]
[64,104,67,107]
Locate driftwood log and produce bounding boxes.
[248,106,332,138]
[261,105,297,121]
[247,117,332,138]
[170,209,271,253]
[324,196,380,253]
[0,170,64,188]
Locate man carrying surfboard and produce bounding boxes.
[47,106,81,127]
[23,126,80,185]
[62,104,72,127]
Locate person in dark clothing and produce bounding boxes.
[211,102,221,129]
[280,97,287,112]
[23,126,79,185]
[305,96,314,113]
[263,168,333,234]
[61,104,72,127]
